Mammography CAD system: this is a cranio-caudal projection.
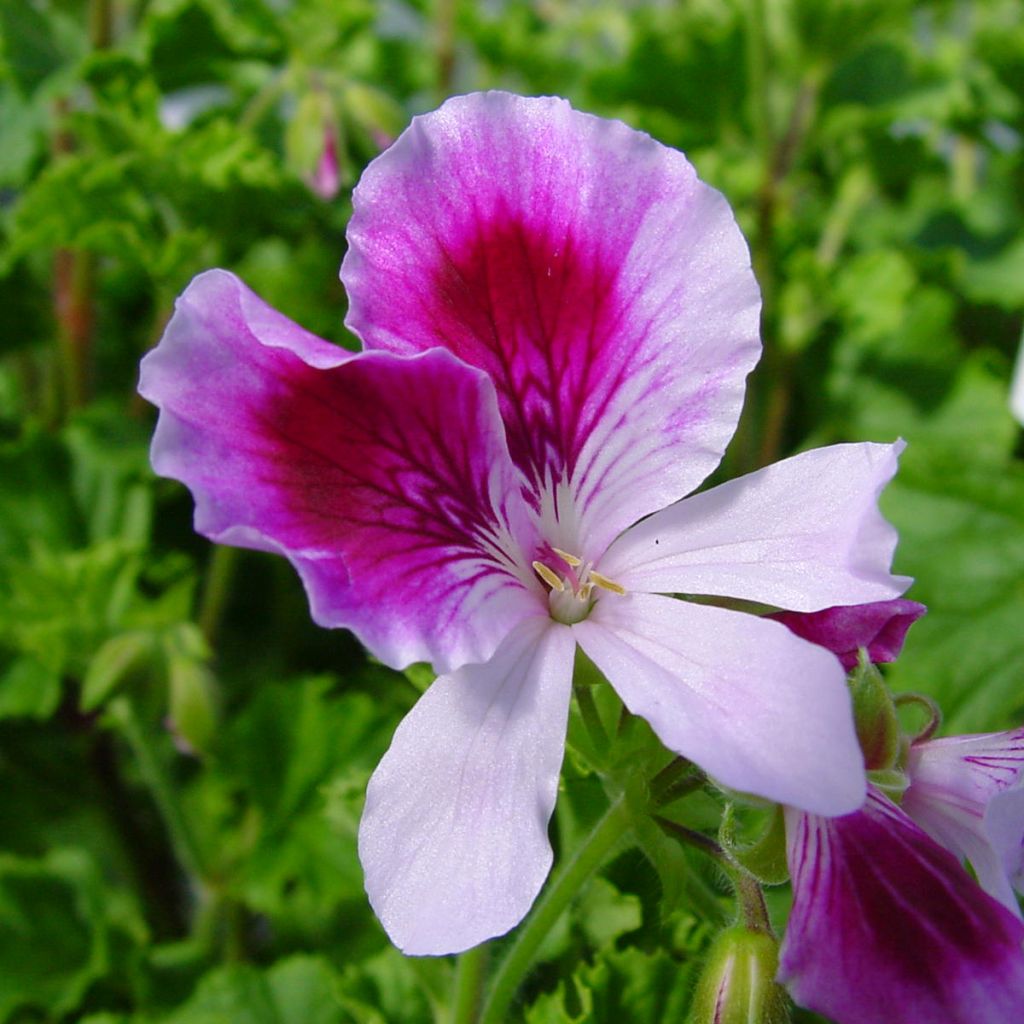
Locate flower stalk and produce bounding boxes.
[477,793,632,1024]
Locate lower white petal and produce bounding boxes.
[573,593,865,815]
[358,616,575,955]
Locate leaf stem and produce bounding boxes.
[477,793,632,1024]
[108,697,207,885]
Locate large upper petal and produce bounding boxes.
[903,729,1024,916]
[572,593,865,814]
[139,269,541,672]
[358,616,575,955]
[342,91,761,554]
[780,791,1024,1024]
[603,442,911,611]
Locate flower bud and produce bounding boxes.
[167,655,218,756]
[690,926,789,1024]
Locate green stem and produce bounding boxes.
[733,872,773,935]
[435,0,457,100]
[653,815,726,863]
[197,546,239,647]
[109,697,208,884]
[450,943,488,1024]
[649,756,703,805]
[477,794,632,1024]
[573,680,608,754]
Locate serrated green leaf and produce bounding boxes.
[0,848,138,1021]
[525,946,696,1024]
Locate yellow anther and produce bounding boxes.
[577,582,594,601]
[589,571,626,596]
[532,560,565,592]
[552,547,583,568]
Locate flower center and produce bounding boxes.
[531,548,625,625]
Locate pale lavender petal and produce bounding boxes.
[604,442,911,611]
[139,269,542,673]
[343,91,761,555]
[780,791,1024,1024]
[772,599,926,670]
[358,616,575,955]
[903,729,1024,915]
[988,787,1024,897]
[571,593,865,814]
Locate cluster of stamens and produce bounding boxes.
[531,548,625,624]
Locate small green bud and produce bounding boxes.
[168,656,219,756]
[849,653,900,770]
[689,926,789,1024]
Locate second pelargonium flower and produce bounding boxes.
[139,92,911,955]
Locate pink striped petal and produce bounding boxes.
[342,92,761,555]
[572,593,865,814]
[604,442,911,611]
[139,269,541,672]
[903,729,1024,916]
[781,791,1024,1024]
[358,616,575,955]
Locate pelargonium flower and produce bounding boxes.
[772,598,926,670]
[903,728,1024,916]
[780,789,1024,1024]
[139,92,911,954]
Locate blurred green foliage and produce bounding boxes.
[0,0,1022,1021]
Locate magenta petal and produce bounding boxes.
[605,442,911,611]
[343,92,761,553]
[772,599,926,670]
[780,791,1024,1024]
[904,729,1024,915]
[139,269,541,672]
[358,617,575,955]
[572,593,865,814]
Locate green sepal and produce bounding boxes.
[866,767,909,802]
[849,653,901,770]
[719,804,789,886]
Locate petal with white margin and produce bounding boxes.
[358,616,575,955]
[139,269,542,674]
[603,442,911,611]
[572,593,865,815]
[343,91,761,555]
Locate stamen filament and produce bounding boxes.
[589,571,626,595]
[532,561,565,592]
[552,547,583,568]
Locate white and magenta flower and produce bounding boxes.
[139,92,910,954]
[780,790,1024,1024]
[903,728,1024,916]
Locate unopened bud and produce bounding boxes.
[167,656,218,756]
[690,926,789,1024]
